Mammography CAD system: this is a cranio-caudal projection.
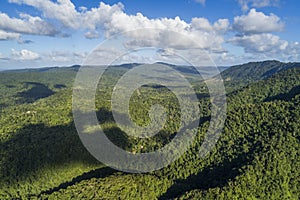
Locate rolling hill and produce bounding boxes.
[222,60,300,92]
[0,61,299,199]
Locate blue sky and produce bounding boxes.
[0,0,300,69]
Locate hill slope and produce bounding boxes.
[0,62,299,199]
[222,60,300,91]
[176,67,300,199]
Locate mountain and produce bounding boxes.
[0,61,299,199]
[222,60,300,81]
[175,67,300,199]
[228,67,300,105]
[221,60,300,92]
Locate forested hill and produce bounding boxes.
[221,60,300,90]
[0,61,299,199]
[228,67,300,105]
[222,60,300,81]
[175,67,300,200]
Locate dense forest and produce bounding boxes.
[0,60,299,199]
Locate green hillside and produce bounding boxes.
[177,67,300,200]
[222,60,300,92]
[0,62,299,199]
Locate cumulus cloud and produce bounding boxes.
[284,42,300,61]
[8,0,228,51]
[8,0,124,30]
[108,15,229,51]
[229,34,288,54]
[9,0,81,29]
[0,12,60,36]
[237,0,280,11]
[11,49,40,60]
[233,9,284,35]
[5,0,299,65]
[0,30,20,40]
[113,18,225,51]
[228,8,298,61]
[191,18,229,33]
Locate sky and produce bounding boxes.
[0,0,300,69]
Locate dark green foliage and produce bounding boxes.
[222,60,300,92]
[16,82,55,103]
[0,61,299,199]
[222,60,299,81]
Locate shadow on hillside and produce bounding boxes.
[0,123,100,184]
[5,85,16,88]
[264,85,300,102]
[1,106,211,197]
[261,62,298,78]
[159,145,257,199]
[16,82,55,104]
[0,103,7,109]
[1,106,181,185]
[96,107,115,123]
[36,167,116,198]
[54,84,66,89]
[96,107,190,150]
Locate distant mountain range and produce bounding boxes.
[2,60,299,78]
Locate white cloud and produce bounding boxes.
[227,33,300,62]
[8,0,124,30]
[46,51,71,62]
[5,0,299,65]
[229,8,300,62]
[0,12,59,36]
[11,49,40,60]
[191,18,229,33]
[0,52,9,61]
[8,0,228,51]
[17,39,34,44]
[0,30,20,40]
[194,0,206,5]
[9,0,81,29]
[84,31,100,39]
[229,34,288,54]
[106,14,228,51]
[233,9,284,35]
[237,0,279,11]
[73,51,88,59]
[44,50,88,63]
